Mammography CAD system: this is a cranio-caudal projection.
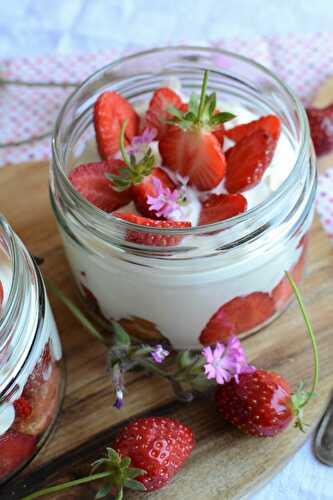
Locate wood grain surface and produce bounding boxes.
[0,160,332,500]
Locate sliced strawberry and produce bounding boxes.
[225,115,281,143]
[0,279,3,305]
[14,366,61,436]
[225,129,276,193]
[132,167,176,218]
[306,104,333,156]
[199,193,247,225]
[0,431,37,479]
[113,213,191,247]
[94,91,139,160]
[69,160,132,212]
[14,397,32,419]
[212,122,225,147]
[159,127,226,191]
[272,248,306,309]
[143,88,183,140]
[200,292,275,345]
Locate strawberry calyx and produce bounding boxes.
[106,119,155,192]
[167,70,235,132]
[21,447,146,500]
[286,272,319,432]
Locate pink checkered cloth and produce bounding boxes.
[1,34,333,240]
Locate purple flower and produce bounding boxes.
[151,344,170,364]
[113,388,124,409]
[202,337,255,385]
[147,177,186,219]
[127,127,157,154]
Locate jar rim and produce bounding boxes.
[52,45,310,238]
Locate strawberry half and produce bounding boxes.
[0,431,37,479]
[159,127,226,191]
[199,193,247,225]
[114,417,194,492]
[306,104,333,156]
[94,91,139,160]
[215,369,293,437]
[225,115,281,143]
[69,160,132,212]
[199,292,275,345]
[225,128,276,193]
[143,88,183,140]
[132,167,176,218]
[113,213,191,247]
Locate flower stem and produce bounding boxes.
[119,119,130,165]
[286,272,319,407]
[45,278,107,345]
[197,70,209,123]
[21,471,111,499]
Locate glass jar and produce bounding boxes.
[0,215,64,484]
[50,47,316,350]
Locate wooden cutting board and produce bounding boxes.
[0,159,333,500]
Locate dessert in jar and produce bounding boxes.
[0,215,64,483]
[50,47,316,350]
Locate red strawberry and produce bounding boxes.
[94,91,139,160]
[113,213,191,247]
[0,279,3,305]
[159,127,226,191]
[225,115,281,143]
[212,122,225,147]
[143,88,183,140]
[306,104,333,156]
[69,161,132,212]
[225,129,276,193]
[14,397,32,419]
[215,369,293,437]
[199,193,247,225]
[114,417,194,492]
[0,431,36,479]
[132,167,176,218]
[200,292,275,345]
[272,248,306,309]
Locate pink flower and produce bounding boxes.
[202,337,255,385]
[151,344,170,364]
[147,177,186,218]
[127,127,157,154]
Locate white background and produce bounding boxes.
[0,1,332,499]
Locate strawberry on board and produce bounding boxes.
[159,71,235,191]
[225,114,281,143]
[114,417,194,492]
[215,369,294,437]
[132,167,176,218]
[113,213,191,247]
[306,104,333,156]
[143,88,184,140]
[94,91,139,160]
[199,193,247,225]
[225,128,277,193]
[0,430,36,479]
[200,292,275,345]
[69,160,132,212]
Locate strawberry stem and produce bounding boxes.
[197,70,209,124]
[286,272,319,408]
[21,471,111,499]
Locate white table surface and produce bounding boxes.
[1,1,332,499]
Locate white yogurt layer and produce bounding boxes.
[62,95,305,349]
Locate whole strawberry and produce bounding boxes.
[215,369,294,437]
[306,104,333,156]
[114,416,194,492]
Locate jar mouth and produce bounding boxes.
[52,45,310,238]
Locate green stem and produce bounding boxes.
[197,70,209,123]
[0,78,79,88]
[286,272,319,407]
[21,471,111,499]
[45,278,107,345]
[119,119,130,165]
